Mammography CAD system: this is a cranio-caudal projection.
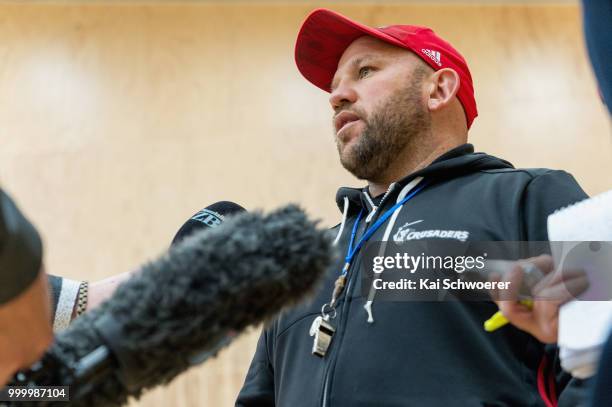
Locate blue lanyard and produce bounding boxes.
[343,181,428,275]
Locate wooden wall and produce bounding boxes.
[0,2,609,406]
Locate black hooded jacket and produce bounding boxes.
[236,144,590,407]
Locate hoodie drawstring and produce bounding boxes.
[333,197,350,246]
[364,176,425,323]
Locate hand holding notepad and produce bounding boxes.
[547,190,612,379]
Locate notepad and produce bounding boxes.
[547,190,612,379]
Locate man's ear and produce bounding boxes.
[427,68,461,111]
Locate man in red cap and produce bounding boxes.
[295,8,478,196]
[237,9,589,406]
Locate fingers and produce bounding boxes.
[532,305,559,343]
[488,271,502,302]
[498,299,533,319]
[496,299,559,343]
[486,255,589,344]
[492,263,524,302]
[519,255,589,302]
[534,267,585,289]
[489,257,562,343]
[536,272,590,303]
[521,254,555,275]
[496,300,537,334]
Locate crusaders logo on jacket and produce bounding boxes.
[393,220,470,242]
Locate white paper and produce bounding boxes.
[547,190,612,378]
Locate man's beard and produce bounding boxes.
[336,79,430,181]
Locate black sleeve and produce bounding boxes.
[582,0,612,114]
[522,170,589,241]
[590,332,612,407]
[0,189,43,304]
[521,170,591,404]
[546,344,593,407]
[235,328,275,407]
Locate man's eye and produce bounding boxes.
[358,66,373,79]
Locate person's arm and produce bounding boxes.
[235,328,275,407]
[500,170,591,403]
[80,271,133,314]
[48,271,134,331]
[47,274,81,330]
[590,333,612,406]
[582,0,612,115]
[497,170,589,342]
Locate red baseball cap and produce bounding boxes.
[295,8,478,129]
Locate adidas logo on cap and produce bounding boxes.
[421,48,442,67]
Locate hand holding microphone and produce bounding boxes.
[84,201,247,313]
[4,204,334,406]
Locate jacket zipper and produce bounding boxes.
[364,184,395,223]
[379,184,395,207]
[321,184,397,407]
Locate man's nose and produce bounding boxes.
[329,80,357,111]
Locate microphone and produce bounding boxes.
[5,204,334,407]
[168,201,247,365]
[171,201,246,245]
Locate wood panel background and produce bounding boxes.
[0,2,609,406]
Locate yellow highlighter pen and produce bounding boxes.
[484,299,534,332]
